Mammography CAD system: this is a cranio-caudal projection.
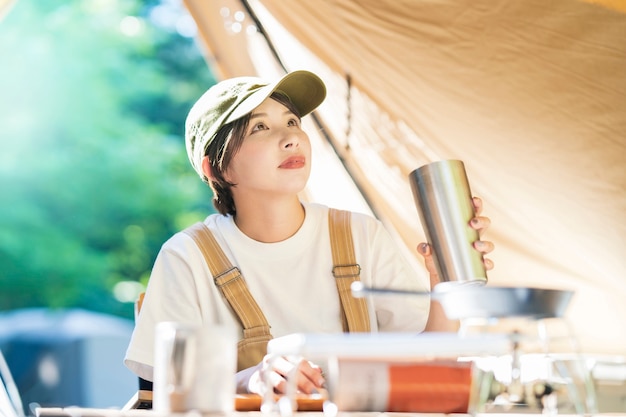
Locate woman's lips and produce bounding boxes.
[279,156,306,168]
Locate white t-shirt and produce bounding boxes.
[124,202,430,381]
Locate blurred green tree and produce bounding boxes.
[0,0,216,318]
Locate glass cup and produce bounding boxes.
[260,354,303,417]
[152,322,237,413]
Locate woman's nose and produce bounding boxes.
[280,130,300,149]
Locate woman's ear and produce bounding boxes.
[201,156,214,181]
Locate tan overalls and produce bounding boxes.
[183,208,371,371]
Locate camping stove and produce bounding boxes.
[462,316,598,415]
[352,283,599,415]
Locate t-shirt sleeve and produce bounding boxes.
[355,214,431,333]
[123,232,212,381]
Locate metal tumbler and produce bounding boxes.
[409,159,487,285]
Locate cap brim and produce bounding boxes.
[225,70,326,124]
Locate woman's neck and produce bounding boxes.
[232,197,305,243]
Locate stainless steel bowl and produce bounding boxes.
[351,282,574,320]
[434,285,574,320]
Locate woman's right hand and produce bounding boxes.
[242,355,325,395]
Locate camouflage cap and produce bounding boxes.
[185,70,327,180]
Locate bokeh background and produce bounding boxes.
[0,0,215,410]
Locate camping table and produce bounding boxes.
[35,408,610,417]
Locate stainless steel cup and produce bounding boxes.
[409,159,487,285]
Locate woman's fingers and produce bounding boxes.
[417,242,440,281]
[470,216,491,232]
[470,197,491,234]
[420,240,494,272]
[300,360,324,387]
[267,369,287,394]
[265,356,325,395]
[472,197,483,215]
[295,360,325,394]
[483,257,495,271]
[473,239,495,270]
[470,197,494,269]
[473,240,495,254]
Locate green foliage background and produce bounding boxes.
[0,0,216,319]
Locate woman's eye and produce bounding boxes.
[251,122,267,132]
[287,118,300,127]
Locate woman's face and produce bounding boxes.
[225,96,312,200]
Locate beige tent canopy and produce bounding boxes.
[1,0,622,355]
[183,0,626,356]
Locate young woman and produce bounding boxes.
[124,70,494,395]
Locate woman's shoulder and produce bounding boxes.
[305,202,377,221]
[161,212,230,250]
[305,202,383,235]
[335,206,382,229]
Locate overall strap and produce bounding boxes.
[328,209,371,332]
[183,222,271,339]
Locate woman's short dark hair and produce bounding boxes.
[204,91,301,215]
